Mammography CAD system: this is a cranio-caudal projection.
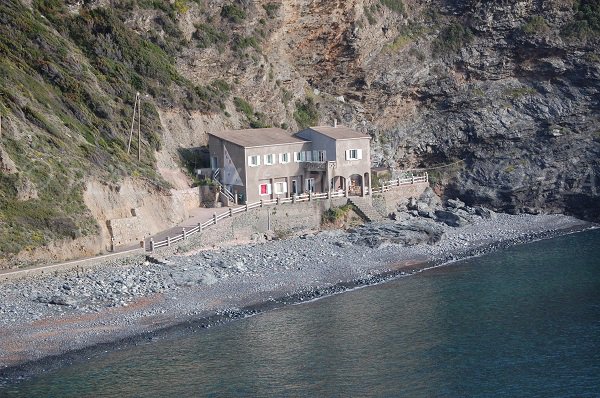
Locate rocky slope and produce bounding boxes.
[0,0,598,264]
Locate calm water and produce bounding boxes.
[3,230,600,397]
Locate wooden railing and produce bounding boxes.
[148,172,428,252]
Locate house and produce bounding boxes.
[207,125,372,204]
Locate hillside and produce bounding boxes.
[0,0,599,266]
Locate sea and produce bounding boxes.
[2,229,599,397]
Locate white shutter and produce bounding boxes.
[248,156,252,166]
[267,184,272,195]
[293,152,298,162]
[357,149,363,160]
[283,182,288,193]
[345,150,350,160]
[279,153,284,163]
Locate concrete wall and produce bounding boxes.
[372,182,430,216]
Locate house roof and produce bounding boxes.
[307,126,370,140]
[209,128,308,148]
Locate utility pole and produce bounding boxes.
[126,92,143,162]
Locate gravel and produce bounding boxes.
[0,212,594,375]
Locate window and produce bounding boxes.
[274,182,288,194]
[248,155,260,167]
[259,183,272,195]
[279,153,290,164]
[304,151,312,162]
[306,178,315,193]
[317,150,326,162]
[294,152,302,162]
[264,154,275,165]
[346,149,362,160]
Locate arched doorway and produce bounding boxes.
[349,174,363,196]
[331,176,346,193]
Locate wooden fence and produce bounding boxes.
[148,173,428,252]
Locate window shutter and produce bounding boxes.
[357,149,363,160]
[345,150,350,160]
[283,182,288,193]
[279,153,284,163]
[293,152,298,162]
[248,156,252,166]
[267,184,272,195]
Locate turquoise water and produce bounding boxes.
[2,229,600,397]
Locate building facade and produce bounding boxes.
[207,126,372,204]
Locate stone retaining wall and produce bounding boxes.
[373,182,430,217]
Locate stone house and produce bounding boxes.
[207,125,372,204]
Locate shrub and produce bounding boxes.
[380,0,404,14]
[193,23,228,49]
[233,35,260,53]
[432,23,474,55]
[322,204,353,224]
[293,98,319,129]
[263,3,280,18]
[522,16,550,35]
[234,97,254,119]
[563,0,600,39]
[221,4,246,23]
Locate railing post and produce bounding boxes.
[276,197,280,205]
[292,195,296,203]
[198,222,202,233]
[150,238,154,253]
[426,172,429,182]
[167,236,171,247]
[182,228,187,240]
[309,191,313,201]
[412,175,415,184]
[260,200,264,208]
[229,208,233,217]
[213,213,217,224]
[398,177,401,187]
[245,201,249,211]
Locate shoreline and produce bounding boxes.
[0,214,596,386]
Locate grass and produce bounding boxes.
[322,204,354,224]
[432,23,474,56]
[380,0,404,15]
[194,23,228,50]
[505,86,537,98]
[221,4,246,23]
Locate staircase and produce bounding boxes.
[212,169,236,203]
[348,197,385,223]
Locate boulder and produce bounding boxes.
[418,187,443,209]
[435,210,469,227]
[446,198,466,210]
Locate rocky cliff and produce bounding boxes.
[0,0,598,265]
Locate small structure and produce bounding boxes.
[207,125,372,204]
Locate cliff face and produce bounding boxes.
[0,0,599,264]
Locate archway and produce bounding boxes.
[331,176,346,193]
[348,174,363,196]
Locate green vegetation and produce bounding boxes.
[522,16,550,35]
[322,204,354,224]
[221,4,246,23]
[293,98,319,129]
[194,23,228,50]
[385,22,425,52]
[234,97,270,128]
[432,23,474,55]
[563,0,600,39]
[263,3,280,18]
[380,0,405,15]
[233,35,260,53]
[505,86,537,98]
[0,0,229,258]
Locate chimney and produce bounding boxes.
[334,118,338,128]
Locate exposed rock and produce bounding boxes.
[435,210,470,228]
[0,146,17,174]
[15,176,38,201]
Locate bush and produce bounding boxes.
[380,0,404,14]
[263,3,280,18]
[522,16,549,35]
[322,205,353,224]
[221,4,246,23]
[293,98,319,129]
[432,23,474,55]
[563,0,600,39]
[193,23,228,49]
